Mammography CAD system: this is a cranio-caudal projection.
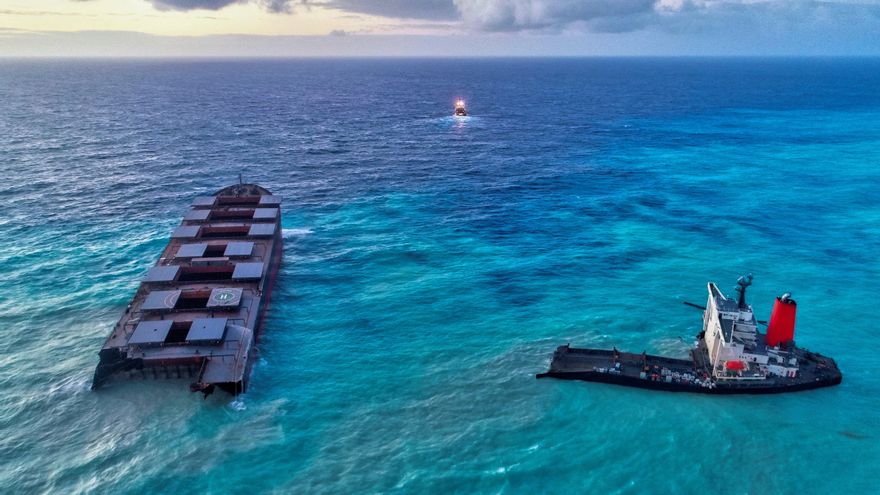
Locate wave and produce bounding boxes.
[282,228,313,239]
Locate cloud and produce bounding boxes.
[147,0,296,13]
[138,0,880,38]
[452,0,656,32]
[148,0,243,10]
[650,0,880,35]
[323,0,459,20]
[258,0,294,13]
[1,8,97,16]
[449,0,880,34]
[3,25,880,56]
[143,0,460,19]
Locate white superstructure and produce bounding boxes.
[701,278,799,380]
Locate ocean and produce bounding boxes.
[0,58,878,494]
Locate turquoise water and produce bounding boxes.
[0,59,879,494]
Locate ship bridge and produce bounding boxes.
[703,282,764,380]
[701,280,798,380]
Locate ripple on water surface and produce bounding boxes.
[0,58,879,494]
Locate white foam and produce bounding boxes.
[47,374,91,397]
[282,228,313,238]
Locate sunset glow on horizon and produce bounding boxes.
[2,0,880,57]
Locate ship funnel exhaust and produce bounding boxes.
[766,293,796,346]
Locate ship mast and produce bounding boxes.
[735,274,753,308]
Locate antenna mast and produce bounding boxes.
[735,274,754,308]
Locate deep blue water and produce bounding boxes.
[1,58,879,494]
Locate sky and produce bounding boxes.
[1,0,880,56]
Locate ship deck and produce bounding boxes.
[538,344,842,394]
[93,184,282,394]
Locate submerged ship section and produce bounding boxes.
[92,184,282,396]
[537,276,841,394]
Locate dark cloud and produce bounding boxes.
[258,0,293,13]
[148,0,243,11]
[324,0,459,20]
[453,0,655,32]
[147,0,298,13]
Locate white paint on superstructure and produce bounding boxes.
[701,283,798,380]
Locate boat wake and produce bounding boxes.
[426,115,478,125]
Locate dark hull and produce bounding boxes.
[202,234,282,396]
[254,233,283,344]
[537,346,842,395]
[236,233,282,394]
[537,369,842,394]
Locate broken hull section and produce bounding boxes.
[93,183,283,396]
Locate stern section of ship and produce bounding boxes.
[537,344,841,395]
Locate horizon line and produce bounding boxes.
[3,54,880,60]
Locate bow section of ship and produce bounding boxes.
[92,184,282,396]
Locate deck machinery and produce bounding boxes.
[537,276,842,394]
[92,183,282,396]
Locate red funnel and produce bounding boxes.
[766,294,796,346]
